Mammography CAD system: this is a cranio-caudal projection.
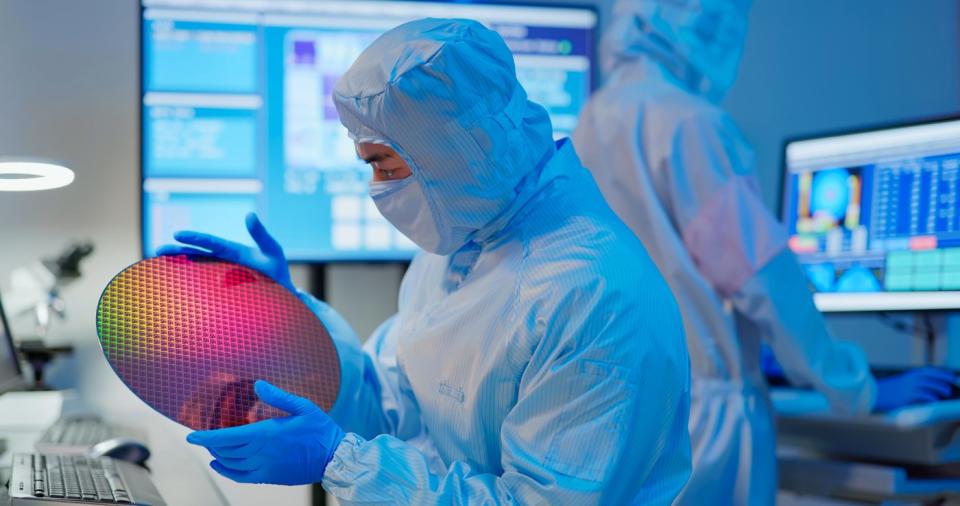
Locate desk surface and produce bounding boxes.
[772,387,960,427]
[4,339,313,506]
[0,390,229,506]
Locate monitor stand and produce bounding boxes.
[917,311,947,365]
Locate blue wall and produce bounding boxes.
[726,0,960,208]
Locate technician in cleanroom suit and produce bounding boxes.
[572,0,959,504]
[159,18,693,505]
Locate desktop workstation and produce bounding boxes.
[774,116,960,504]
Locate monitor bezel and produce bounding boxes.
[137,0,600,265]
[0,293,25,393]
[779,112,960,313]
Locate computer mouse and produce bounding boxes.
[87,437,151,466]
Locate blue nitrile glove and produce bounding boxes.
[156,212,295,293]
[186,380,346,485]
[873,367,957,413]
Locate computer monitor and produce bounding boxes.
[0,293,24,392]
[782,116,960,312]
[140,0,598,262]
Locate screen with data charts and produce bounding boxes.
[782,117,960,311]
[141,0,598,262]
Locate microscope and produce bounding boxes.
[3,242,93,389]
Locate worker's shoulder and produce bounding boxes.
[518,218,682,345]
[521,209,658,288]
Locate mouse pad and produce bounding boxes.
[96,255,340,430]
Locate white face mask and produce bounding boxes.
[369,176,459,255]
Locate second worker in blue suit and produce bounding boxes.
[165,18,692,504]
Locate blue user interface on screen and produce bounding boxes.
[783,119,960,311]
[141,0,597,261]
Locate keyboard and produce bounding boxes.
[8,454,166,506]
[38,417,115,449]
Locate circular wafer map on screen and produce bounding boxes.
[96,255,340,430]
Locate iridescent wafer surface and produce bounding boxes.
[97,255,340,430]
